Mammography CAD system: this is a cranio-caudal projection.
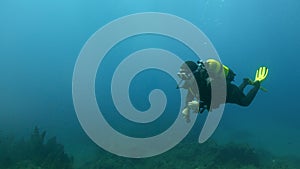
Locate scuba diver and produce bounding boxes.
[177,59,269,122]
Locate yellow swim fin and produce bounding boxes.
[255,66,268,83]
[250,66,269,92]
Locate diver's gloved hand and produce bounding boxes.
[188,100,199,112]
[182,101,200,123]
[182,107,191,123]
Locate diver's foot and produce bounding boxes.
[252,80,261,87]
[254,66,268,83]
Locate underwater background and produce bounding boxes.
[1,0,300,168]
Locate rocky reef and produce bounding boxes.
[0,126,73,169]
[1,128,298,169]
[79,140,299,169]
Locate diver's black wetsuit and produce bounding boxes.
[183,66,212,111]
[226,79,261,107]
[184,67,261,112]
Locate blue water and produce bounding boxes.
[1,0,300,163]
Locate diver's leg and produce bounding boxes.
[239,78,251,91]
[240,81,260,106]
[226,82,260,106]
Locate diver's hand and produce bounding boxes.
[188,100,199,112]
[182,107,191,123]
